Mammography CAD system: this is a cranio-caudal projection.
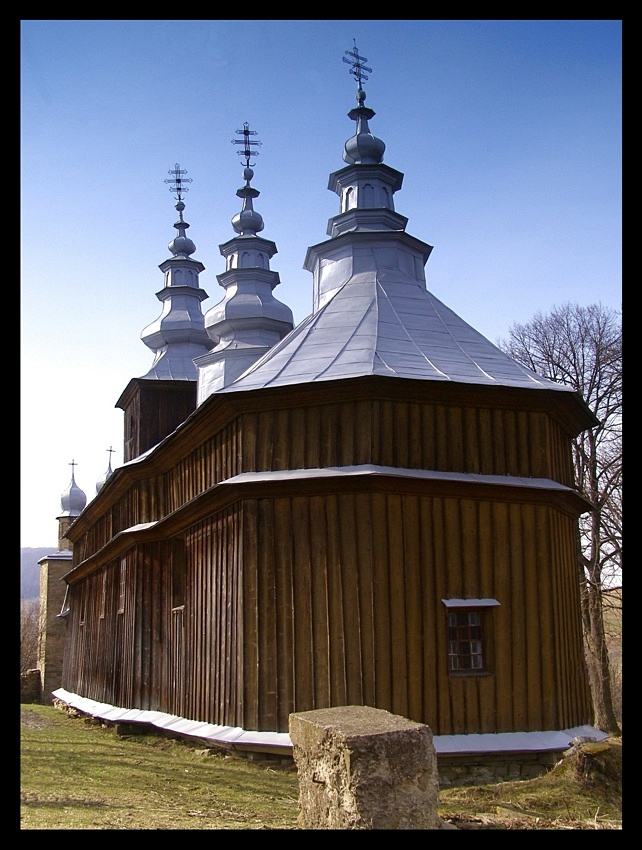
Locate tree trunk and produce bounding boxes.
[580,566,621,736]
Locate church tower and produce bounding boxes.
[37,461,87,703]
[195,124,293,401]
[116,165,212,462]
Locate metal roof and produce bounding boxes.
[216,54,576,400]
[221,270,577,394]
[52,689,608,756]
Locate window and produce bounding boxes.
[442,598,500,674]
[117,558,127,613]
[448,610,483,671]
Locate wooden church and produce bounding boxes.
[55,46,601,758]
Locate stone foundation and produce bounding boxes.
[20,668,42,704]
[437,749,561,787]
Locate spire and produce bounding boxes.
[164,164,196,257]
[195,124,293,402]
[96,447,115,494]
[138,165,212,380]
[342,40,385,166]
[59,460,87,517]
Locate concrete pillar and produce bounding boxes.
[289,705,441,830]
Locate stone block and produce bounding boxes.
[289,705,441,830]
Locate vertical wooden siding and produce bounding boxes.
[240,491,591,735]
[73,399,572,561]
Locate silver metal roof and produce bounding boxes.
[58,462,87,517]
[221,268,575,394]
[221,66,573,398]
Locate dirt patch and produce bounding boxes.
[21,708,55,731]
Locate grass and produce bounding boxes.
[437,738,622,830]
[20,704,622,830]
[20,704,300,830]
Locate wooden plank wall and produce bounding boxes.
[72,398,573,561]
[62,393,588,736]
[239,491,592,735]
[62,489,591,735]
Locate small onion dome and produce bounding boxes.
[343,87,385,165]
[60,470,87,517]
[343,128,385,165]
[96,460,113,494]
[168,201,196,256]
[231,177,264,236]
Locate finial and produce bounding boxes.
[165,163,193,202]
[164,164,196,256]
[343,39,372,106]
[69,459,77,475]
[106,446,114,465]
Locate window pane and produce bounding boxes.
[447,608,486,672]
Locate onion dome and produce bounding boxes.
[167,199,197,257]
[96,447,115,494]
[60,461,87,517]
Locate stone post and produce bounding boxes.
[289,705,441,830]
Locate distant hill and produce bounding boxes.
[21,548,53,600]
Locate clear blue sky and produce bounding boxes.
[21,19,622,547]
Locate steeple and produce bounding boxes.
[222,43,576,397]
[116,166,213,463]
[195,124,293,402]
[322,41,407,258]
[96,447,115,494]
[139,165,212,380]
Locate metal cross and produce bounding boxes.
[343,39,372,87]
[164,163,192,201]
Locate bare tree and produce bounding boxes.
[20,598,40,674]
[499,303,622,735]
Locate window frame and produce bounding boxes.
[442,598,500,676]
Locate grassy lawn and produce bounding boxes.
[21,703,622,830]
[20,704,300,830]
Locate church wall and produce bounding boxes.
[239,490,591,736]
[67,381,578,567]
[240,397,573,482]
[60,482,591,736]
